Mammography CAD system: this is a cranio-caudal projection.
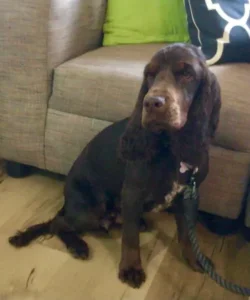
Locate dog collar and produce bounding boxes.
[180,161,198,174]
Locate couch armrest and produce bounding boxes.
[0,0,106,168]
[49,0,107,73]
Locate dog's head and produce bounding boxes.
[141,43,205,132]
[120,43,221,162]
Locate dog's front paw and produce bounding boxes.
[119,266,146,288]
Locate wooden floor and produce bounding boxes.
[0,161,250,300]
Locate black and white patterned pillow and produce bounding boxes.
[184,0,250,65]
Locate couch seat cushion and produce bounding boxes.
[49,44,162,122]
[209,63,250,152]
[49,44,250,153]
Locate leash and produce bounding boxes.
[183,175,250,296]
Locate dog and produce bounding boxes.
[9,43,221,288]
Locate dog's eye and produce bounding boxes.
[182,70,193,79]
[147,73,155,86]
[147,72,156,78]
[176,69,193,81]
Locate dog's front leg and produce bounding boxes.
[118,162,149,288]
[173,194,202,272]
[173,194,214,273]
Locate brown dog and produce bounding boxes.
[9,43,221,289]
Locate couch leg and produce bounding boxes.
[198,211,241,236]
[6,161,33,178]
[242,225,250,242]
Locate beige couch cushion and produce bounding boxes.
[44,108,250,219]
[49,44,161,122]
[199,146,250,219]
[45,109,111,174]
[210,63,250,153]
[49,44,250,153]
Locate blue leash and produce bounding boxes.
[183,175,250,296]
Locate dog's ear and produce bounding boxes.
[119,75,148,161]
[191,65,221,141]
[119,72,159,161]
[126,74,149,129]
[178,64,221,165]
[207,72,221,139]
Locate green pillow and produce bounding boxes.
[103,0,189,46]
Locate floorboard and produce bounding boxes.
[0,162,249,300]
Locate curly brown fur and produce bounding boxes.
[171,71,221,166]
[120,43,221,165]
[118,43,221,287]
[9,216,89,259]
[9,221,52,247]
[8,43,221,290]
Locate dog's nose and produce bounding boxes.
[143,96,165,111]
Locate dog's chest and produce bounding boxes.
[152,181,185,212]
[147,158,191,212]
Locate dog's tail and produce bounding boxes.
[8,216,89,259]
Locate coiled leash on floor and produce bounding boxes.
[183,175,250,296]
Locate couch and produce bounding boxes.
[1,0,250,224]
